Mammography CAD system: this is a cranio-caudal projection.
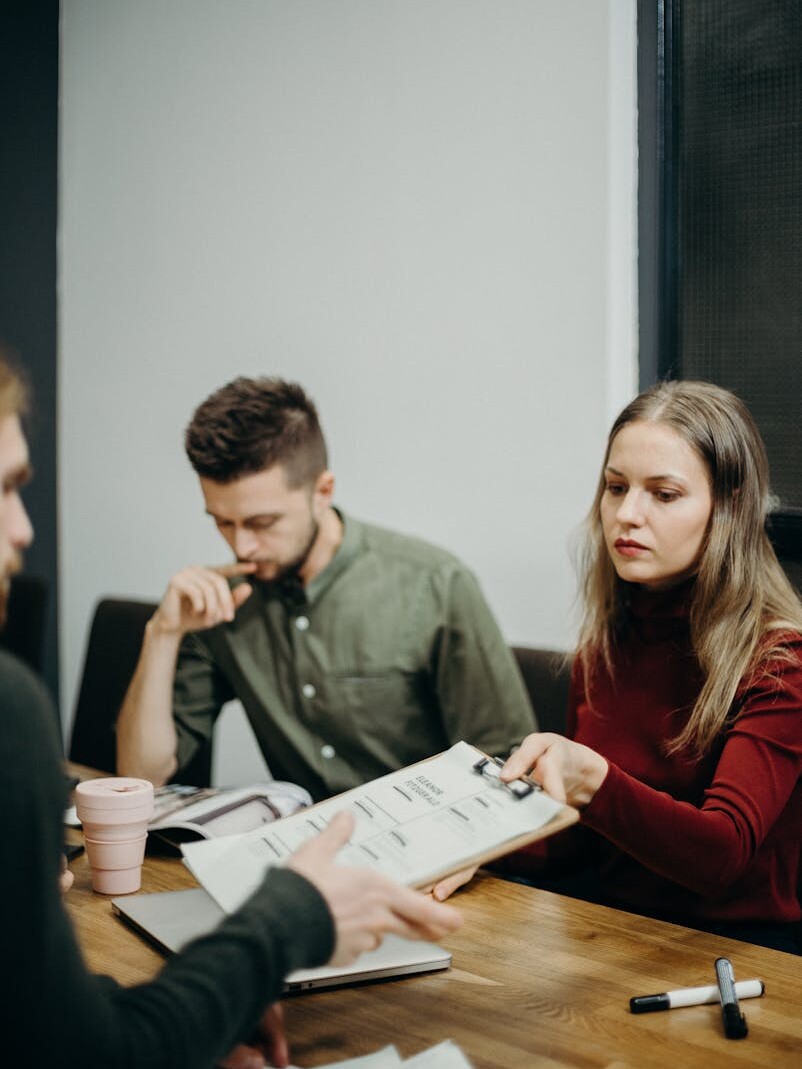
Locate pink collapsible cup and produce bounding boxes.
[75,777,154,894]
[82,834,149,894]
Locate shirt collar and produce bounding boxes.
[304,508,363,606]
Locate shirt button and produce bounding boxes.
[295,616,310,631]
[321,744,336,760]
[302,683,316,699]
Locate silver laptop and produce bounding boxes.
[111,887,451,992]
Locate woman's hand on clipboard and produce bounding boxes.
[502,732,608,809]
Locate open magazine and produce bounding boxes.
[148,781,311,853]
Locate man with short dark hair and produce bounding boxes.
[117,376,535,801]
[0,355,460,1068]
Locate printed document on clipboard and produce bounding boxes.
[182,740,579,915]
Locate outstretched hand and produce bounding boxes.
[500,732,608,808]
[220,812,463,1066]
[287,811,463,965]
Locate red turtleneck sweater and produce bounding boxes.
[519,584,802,925]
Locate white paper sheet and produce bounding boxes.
[288,1047,402,1069]
[403,1041,474,1068]
[288,1041,472,1069]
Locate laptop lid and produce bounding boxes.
[111,887,451,992]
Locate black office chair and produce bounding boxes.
[780,558,802,596]
[0,573,48,674]
[68,597,213,786]
[511,646,571,736]
[768,511,802,595]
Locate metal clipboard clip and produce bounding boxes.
[472,755,539,800]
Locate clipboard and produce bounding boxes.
[182,741,580,915]
[405,750,579,890]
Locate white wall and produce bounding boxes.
[59,0,637,783]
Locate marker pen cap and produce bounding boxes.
[630,994,670,1013]
[722,1003,749,1039]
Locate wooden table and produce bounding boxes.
[64,838,802,1068]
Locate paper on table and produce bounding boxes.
[403,1041,473,1068]
[287,1048,402,1069]
[183,741,575,915]
[287,1041,471,1068]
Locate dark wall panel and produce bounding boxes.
[642,0,802,568]
[0,3,60,703]
[678,1,802,514]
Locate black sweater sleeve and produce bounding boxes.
[0,651,334,1069]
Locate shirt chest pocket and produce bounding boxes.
[323,669,435,749]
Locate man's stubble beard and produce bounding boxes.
[247,517,320,586]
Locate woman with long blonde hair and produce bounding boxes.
[503,380,802,953]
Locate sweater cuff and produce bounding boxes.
[241,867,336,975]
[580,759,624,831]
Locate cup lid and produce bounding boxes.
[75,777,154,809]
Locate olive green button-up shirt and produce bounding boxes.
[173,512,536,800]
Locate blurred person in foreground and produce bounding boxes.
[0,353,461,1068]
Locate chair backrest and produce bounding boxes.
[0,573,48,673]
[68,598,213,786]
[511,646,572,736]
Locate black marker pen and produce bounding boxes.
[715,957,749,1039]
